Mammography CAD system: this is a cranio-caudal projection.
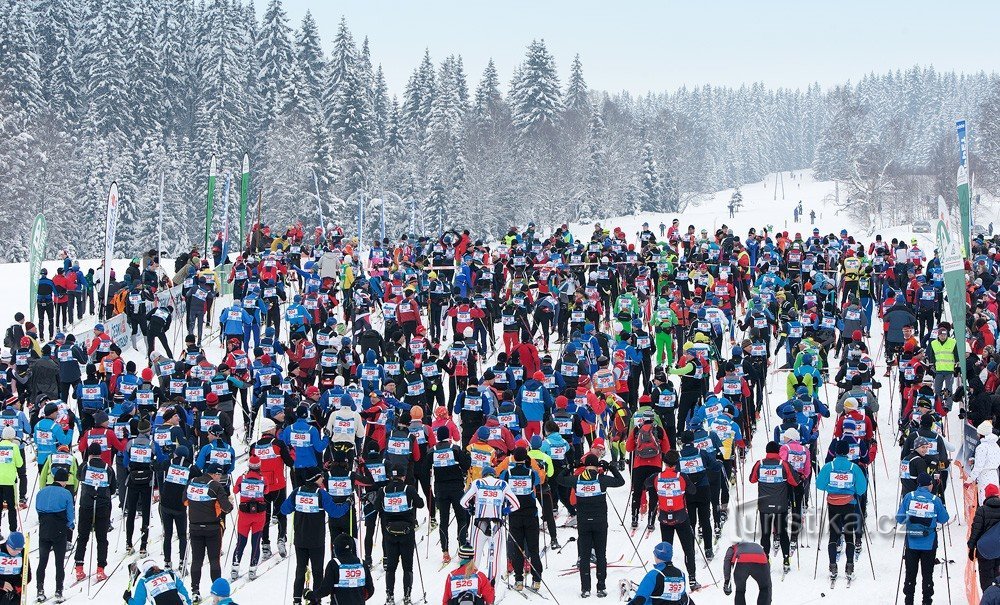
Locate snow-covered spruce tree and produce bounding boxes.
[637,142,662,213]
[510,39,563,143]
[257,0,295,130]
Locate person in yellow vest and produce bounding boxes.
[927,323,957,411]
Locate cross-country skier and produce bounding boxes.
[627,542,694,605]
[895,472,949,605]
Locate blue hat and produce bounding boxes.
[631,319,642,329]
[265,327,275,337]
[94,324,105,332]
[795,385,808,396]
[731,345,743,357]
[293,294,302,304]
[566,343,577,354]
[326,316,337,326]
[653,542,673,562]
[210,578,231,597]
[5,532,24,550]
[476,426,491,441]
[530,435,543,450]
[801,353,813,365]
[403,360,415,372]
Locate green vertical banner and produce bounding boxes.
[204,154,217,258]
[239,153,249,252]
[956,119,972,258]
[27,214,48,322]
[936,198,970,454]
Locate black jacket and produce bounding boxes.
[970,495,1000,551]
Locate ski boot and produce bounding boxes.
[441,552,451,565]
[714,525,723,540]
[705,549,714,562]
[36,592,45,603]
[53,592,64,604]
[550,538,561,550]
[581,590,591,598]
[514,581,524,591]
[596,586,608,598]
[231,564,240,581]
[429,517,439,530]
[192,592,200,603]
[164,561,173,571]
[790,539,798,555]
[829,563,838,583]
[564,515,577,528]
[74,565,85,582]
[261,542,272,559]
[249,566,257,581]
[783,556,790,573]
[19,498,27,510]
[385,594,395,605]
[277,537,288,557]
[531,581,541,592]
[688,579,700,592]
[125,545,135,556]
[139,548,147,557]
[402,594,412,605]
[845,562,854,582]
[646,518,655,533]
[95,567,108,582]
[630,515,639,531]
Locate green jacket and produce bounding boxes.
[0,440,24,486]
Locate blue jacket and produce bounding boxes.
[895,486,949,550]
[219,305,252,336]
[515,379,553,422]
[35,484,75,529]
[128,570,192,605]
[280,419,328,468]
[55,344,87,382]
[195,440,237,475]
[816,456,868,499]
[37,278,55,302]
[33,418,70,464]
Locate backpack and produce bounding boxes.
[3,326,15,350]
[978,519,1000,559]
[635,426,660,459]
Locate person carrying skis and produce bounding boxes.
[815,439,868,584]
[126,558,194,605]
[305,533,374,605]
[748,441,800,572]
[627,542,694,605]
[372,465,424,605]
[441,543,495,605]
[556,453,625,598]
[186,463,234,602]
[895,472,949,605]
[722,541,771,605]
[35,467,74,602]
[74,442,115,583]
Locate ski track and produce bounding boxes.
[3,170,980,604]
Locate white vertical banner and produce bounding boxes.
[219,172,232,265]
[102,182,121,316]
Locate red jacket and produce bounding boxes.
[625,424,670,469]
[652,467,688,513]
[396,296,422,325]
[78,427,127,465]
[233,470,267,524]
[442,568,494,605]
[52,274,70,304]
[250,435,291,493]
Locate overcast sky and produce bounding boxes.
[282,1,999,97]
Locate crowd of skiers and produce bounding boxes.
[3,214,998,605]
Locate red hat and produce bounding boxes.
[18,337,29,348]
[639,394,652,404]
[591,437,606,450]
[852,330,863,342]
[532,371,545,382]
[260,354,271,365]
[555,396,568,409]
[434,406,449,419]
[248,455,261,470]
[903,340,916,353]
[305,386,320,398]
[514,438,530,449]
[987,484,1000,499]
[141,368,154,381]
[205,393,219,405]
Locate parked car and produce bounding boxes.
[972,223,989,236]
[912,220,931,233]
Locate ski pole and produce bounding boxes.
[812,501,827,580]
[940,526,953,605]
[893,544,905,605]
[606,480,648,572]
[692,529,718,586]
[413,532,428,605]
[498,518,562,605]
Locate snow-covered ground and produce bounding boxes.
[1,169,982,604]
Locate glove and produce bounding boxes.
[970,547,976,561]
[723,582,732,596]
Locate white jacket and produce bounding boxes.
[969,433,1000,502]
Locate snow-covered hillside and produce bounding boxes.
[0,170,977,605]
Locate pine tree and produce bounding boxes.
[510,40,563,141]
[33,0,80,127]
[128,0,164,144]
[257,0,296,127]
[637,142,662,212]
[564,54,590,115]
[83,0,130,140]
[294,10,325,106]
[580,108,607,219]
[0,0,43,115]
